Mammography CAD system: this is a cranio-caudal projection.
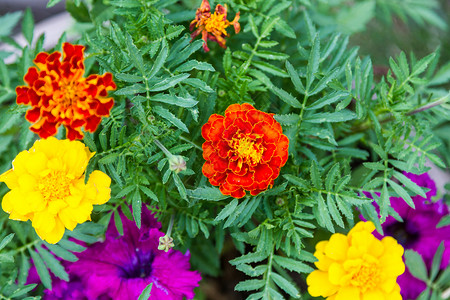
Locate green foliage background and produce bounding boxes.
[0,0,449,299]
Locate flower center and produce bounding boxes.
[61,81,79,107]
[119,250,154,279]
[204,12,228,33]
[384,220,420,248]
[231,136,264,165]
[350,260,380,292]
[38,171,72,202]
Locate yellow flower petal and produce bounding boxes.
[362,288,385,300]
[0,169,18,189]
[325,233,348,261]
[306,222,405,300]
[307,270,338,297]
[86,170,111,205]
[0,138,111,244]
[335,286,360,300]
[328,262,346,285]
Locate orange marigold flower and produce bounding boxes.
[190,0,240,52]
[16,42,116,140]
[202,103,289,198]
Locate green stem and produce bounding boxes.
[179,135,202,151]
[166,214,175,236]
[153,139,175,159]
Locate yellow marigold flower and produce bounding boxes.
[0,137,111,244]
[190,0,240,52]
[306,221,405,300]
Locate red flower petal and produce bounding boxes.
[201,103,289,198]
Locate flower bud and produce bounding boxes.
[169,155,186,173]
[158,235,175,252]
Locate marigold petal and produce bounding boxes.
[202,141,215,160]
[231,188,245,198]
[0,169,18,189]
[246,109,274,126]
[328,262,346,285]
[86,170,111,205]
[25,107,42,123]
[362,289,385,300]
[335,286,360,300]
[36,217,65,244]
[202,162,216,179]
[307,270,338,297]
[227,171,254,188]
[325,233,349,261]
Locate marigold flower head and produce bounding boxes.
[0,137,111,243]
[16,42,116,140]
[306,221,405,300]
[202,103,289,198]
[190,0,240,52]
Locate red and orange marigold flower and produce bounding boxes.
[190,0,240,52]
[16,42,116,140]
[202,103,289,198]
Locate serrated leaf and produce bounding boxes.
[235,279,265,291]
[175,60,215,72]
[126,34,145,75]
[132,189,142,229]
[187,186,229,201]
[430,241,444,281]
[148,46,168,79]
[153,106,189,132]
[310,160,321,189]
[271,86,302,108]
[273,113,299,126]
[29,249,52,289]
[0,12,23,37]
[253,60,288,77]
[173,173,187,200]
[149,73,190,92]
[286,60,305,94]
[254,50,289,61]
[138,283,153,300]
[387,179,415,209]
[393,171,426,197]
[139,186,158,202]
[273,255,314,273]
[215,199,239,222]
[283,174,309,189]
[229,251,267,265]
[405,250,428,281]
[98,153,119,164]
[22,8,34,45]
[10,284,38,298]
[183,78,214,93]
[271,272,300,298]
[114,210,124,235]
[37,246,69,281]
[150,93,198,108]
[306,34,320,91]
[45,243,78,262]
[305,110,357,123]
[307,91,349,110]
[0,233,14,251]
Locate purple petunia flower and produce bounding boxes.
[44,206,201,300]
[365,172,450,300]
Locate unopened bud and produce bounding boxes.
[158,235,174,252]
[276,197,285,206]
[169,155,186,173]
